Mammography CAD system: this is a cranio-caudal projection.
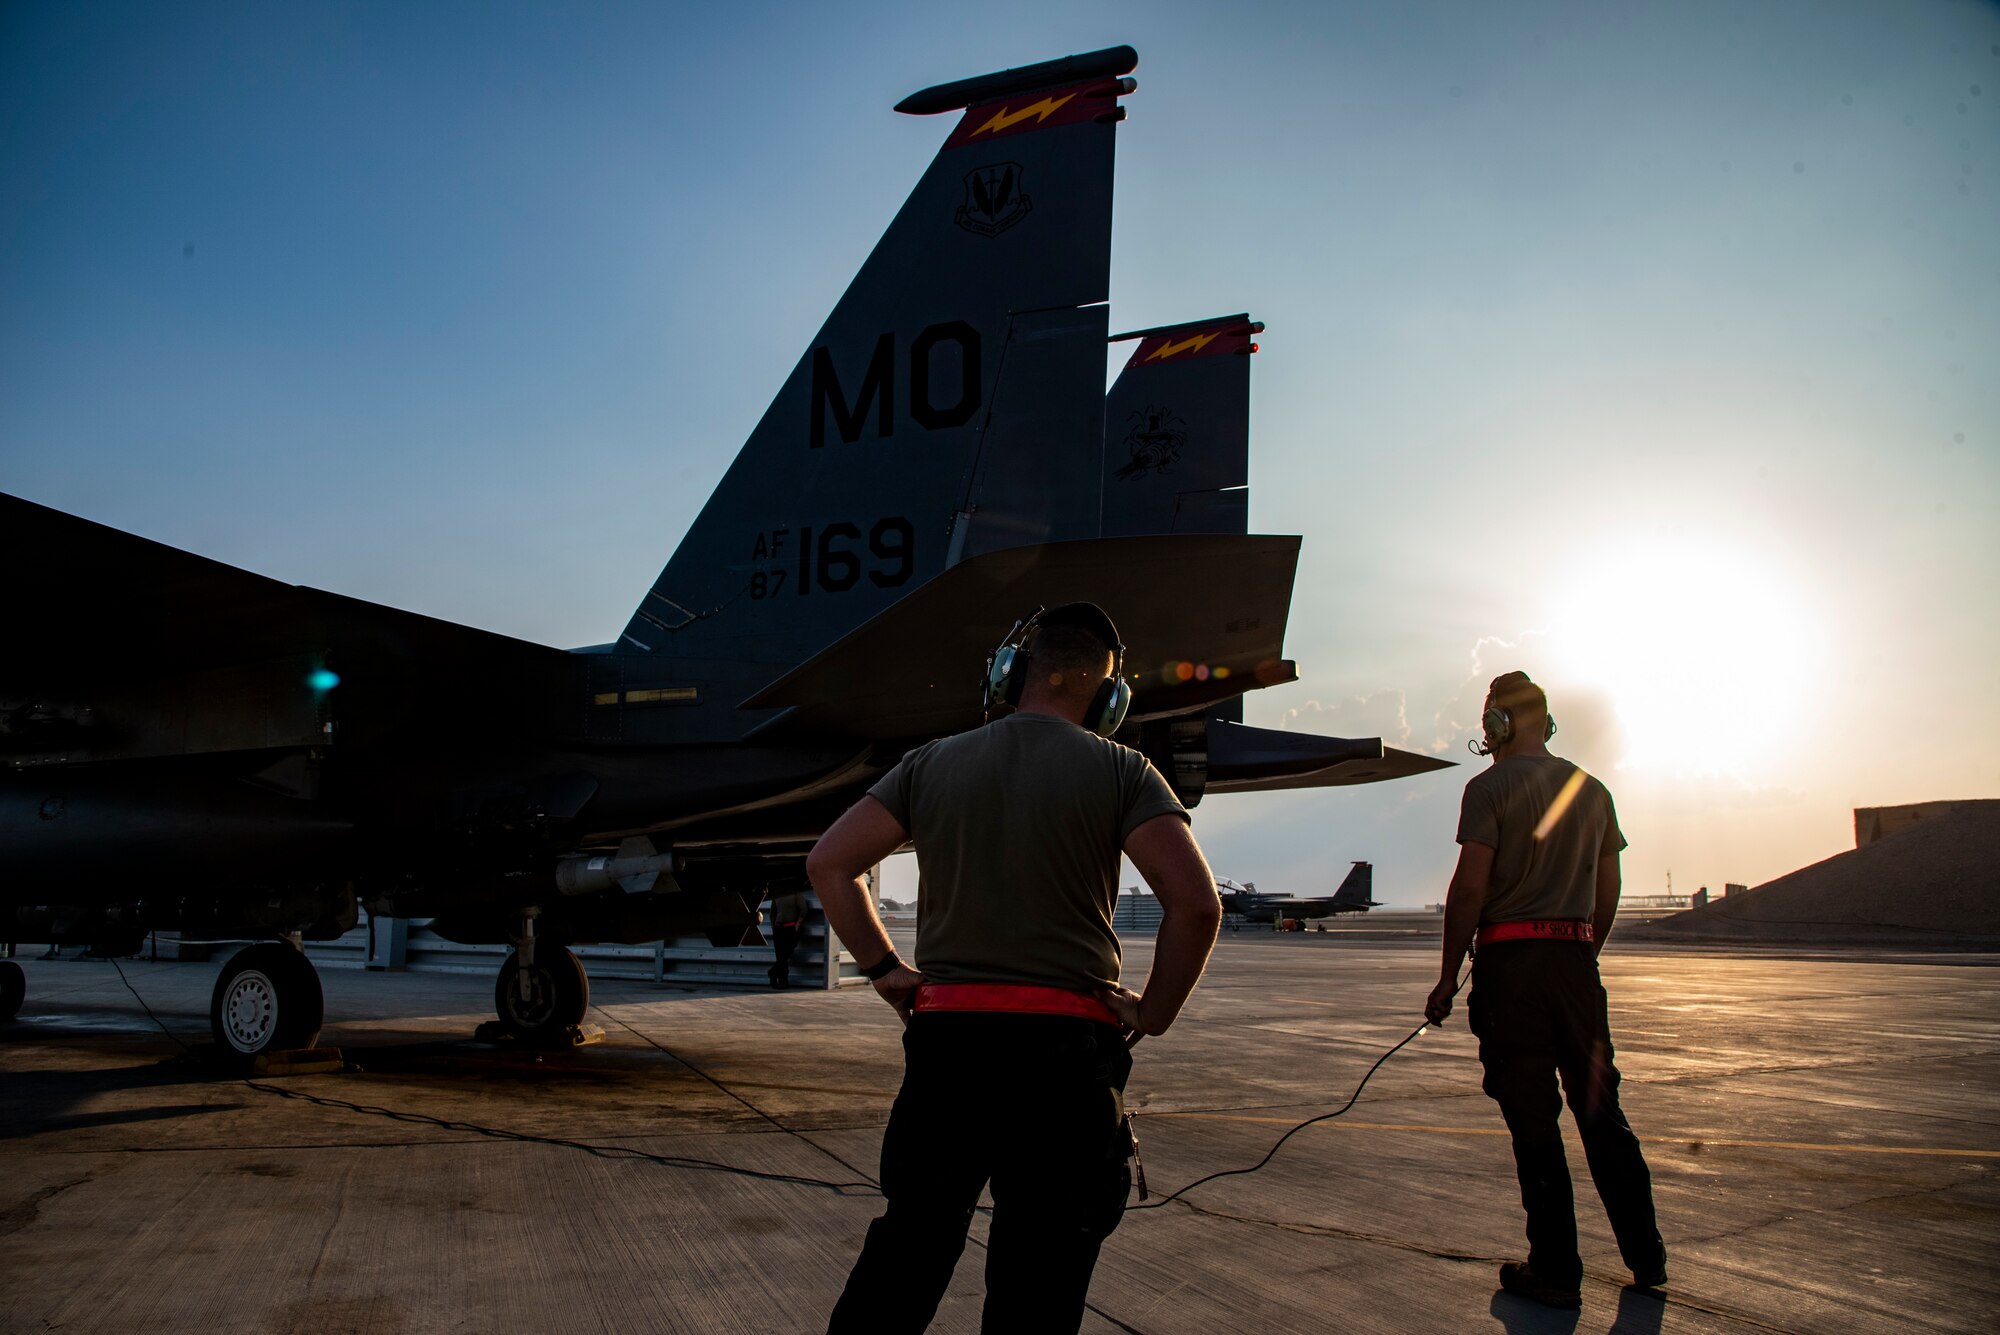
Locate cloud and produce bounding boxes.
[1427,630,1549,754]
[1278,689,1411,746]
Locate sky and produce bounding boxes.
[4,1,1996,908]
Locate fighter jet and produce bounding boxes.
[1217,862,1381,925]
[1,46,1314,1055]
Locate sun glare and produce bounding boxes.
[1544,535,1822,778]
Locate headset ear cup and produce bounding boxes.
[1482,706,1512,747]
[986,646,1026,712]
[1093,677,1132,737]
[1544,713,1557,742]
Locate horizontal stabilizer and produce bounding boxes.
[741,534,1301,740]
[1205,718,1455,793]
[895,46,1138,115]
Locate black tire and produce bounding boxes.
[494,946,589,1039]
[0,959,24,1022]
[210,942,324,1057]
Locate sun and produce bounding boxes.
[1542,535,1823,778]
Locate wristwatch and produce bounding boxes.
[861,952,904,981]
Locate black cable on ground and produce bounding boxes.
[592,1002,882,1190]
[598,1001,1154,1335]
[103,956,876,1196]
[239,1078,878,1194]
[1128,964,1468,1213]
[109,957,195,1052]
[98,956,1487,1334]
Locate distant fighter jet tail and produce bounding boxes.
[1331,861,1378,909]
[614,46,1139,717]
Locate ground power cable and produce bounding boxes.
[89,960,1747,1328]
[590,1001,883,1190]
[102,957,877,1196]
[595,1002,1155,1335]
[1127,964,1467,1213]
[101,955,1467,1214]
[100,956,1471,1331]
[87,956,1503,1333]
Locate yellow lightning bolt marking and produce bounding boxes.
[971,92,1079,137]
[1144,332,1220,362]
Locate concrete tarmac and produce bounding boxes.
[2,933,1994,1334]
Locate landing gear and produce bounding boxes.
[210,942,324,1057]
[494,945,589,1041]
[0,959,24,1021]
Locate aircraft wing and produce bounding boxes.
[3,491,576,762]
[1204,718,1455,793]
[7,491,321,681]
[739,533,1300,740]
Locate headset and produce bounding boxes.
[983,603,1133,738]
[1470,674,1558,757]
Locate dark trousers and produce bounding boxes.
[826,1012,1134,1335]
[1470,941,1664,1286]
[770,922,801,985]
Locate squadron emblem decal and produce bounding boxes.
[1116,404,1189,480]
[956,162,1032,237]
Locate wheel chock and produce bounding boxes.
[251,1047,345,1076]
[472,1022,605,1048]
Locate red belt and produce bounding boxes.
[1479,918,1594,946]
[913,983,1122,1027]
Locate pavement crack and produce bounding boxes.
[1637,1047,2000,1089]
[1158,1196,1502,1264]
[1670,1176,1987,1252]
[0,1176,91,1237]
[1158,1200,1812,1334]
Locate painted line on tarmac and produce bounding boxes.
[1146,1112,2000,1158]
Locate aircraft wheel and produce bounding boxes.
[0,960,24,1021]
[495,946,589,1039]
[211,942,324,1057]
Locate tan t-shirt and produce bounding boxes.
[868,711,1187,990]
[1456,754,1626,924]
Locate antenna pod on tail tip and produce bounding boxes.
[895,45,1139,116]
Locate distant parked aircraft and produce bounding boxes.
[1217,862,1380,924]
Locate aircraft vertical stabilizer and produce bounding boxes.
[617,47,1137,707]
[1101,313,1258,730]
[1101,315,1257,538]
[1332,860,1378,909]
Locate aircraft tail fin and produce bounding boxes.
[615,47,1137,719]
[1101,314,1259,538]
[1332,861,1376,908]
